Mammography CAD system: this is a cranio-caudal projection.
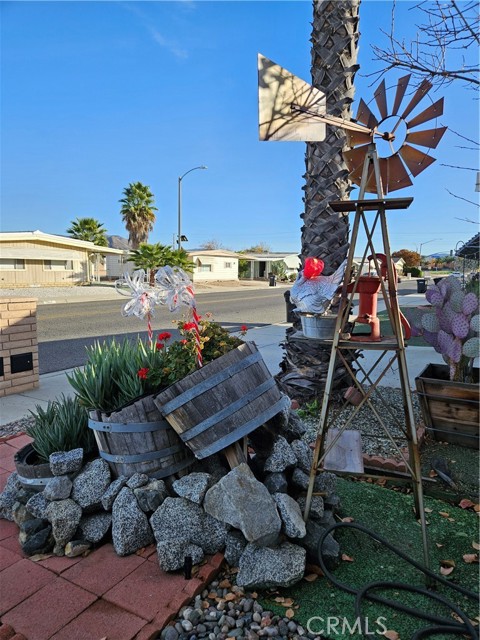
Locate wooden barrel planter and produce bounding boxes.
[14,443,54,492]
[153,341,290,460]
[88,394,194,479]
[415,364,479,449]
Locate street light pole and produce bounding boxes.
[177,165,207,250]
[418,238,441,267]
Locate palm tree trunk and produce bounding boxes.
[276,0,360,403]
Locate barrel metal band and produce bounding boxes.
[98,444,182,464]
[88,419,170,434]
[16,474,50,487]
[181,378,276,442]
[161,350,263,415]
[195,395,290,459]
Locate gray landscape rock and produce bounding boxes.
[101,476,128,511]
[0,472,22,521]
[45,498,82,548]
[172,473,212,504]
[291,439,313,474]
[78,512,112,543]
[21,524,54,556]
[275,410,307,442]
[12,502,34,527]
[19,517,48,544]
[296,495,324,521]
[65,540,92,557]
[203,464,281,547]
[300,519,340,568]
[291,468,337,495]
[156,539,204,572]
[263,437,297,473]
[237,542,306,589]
[126,473,149,489]
[71,458,111,511]
[150,497,226,554]
[15,487,37,506]
[49,448,83,476]
[272,493,306,539]
[26,492,50,519]
[263,473,288,495]
[134,479,168,512]
[324,494,341,512]
[224,531,247,567]
[44,476,73,501]
[112,487,154,556]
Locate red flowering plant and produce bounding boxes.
[139,314,248,389]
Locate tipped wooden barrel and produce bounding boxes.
[88,394,193,479]
[153,341,289,460]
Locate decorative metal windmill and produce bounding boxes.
[258,53,448,579]
[258,53,447,197]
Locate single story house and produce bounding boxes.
[0,231,126,286]
[187,249,241,282]
[241,253,300,280]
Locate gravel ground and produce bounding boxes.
[300,386,421,460]
[0,416,35,439]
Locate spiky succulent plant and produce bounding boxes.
[406,276,479,382]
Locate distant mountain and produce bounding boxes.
[108,235,130,250]
[427,252,450,258]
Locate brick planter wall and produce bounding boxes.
[0,298,39,397]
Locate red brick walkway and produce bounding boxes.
[0,435,224,640]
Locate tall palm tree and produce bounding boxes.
[119,182,158,250]
[67,217,108,246]
[277,0,360,402]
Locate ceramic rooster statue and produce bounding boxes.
[290,257,347,315]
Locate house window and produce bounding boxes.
[224,262,232,269]
[0,258,25,270]
[44,260,74,271]
[199,264,212,272]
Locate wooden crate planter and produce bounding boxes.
[154,341,289,460]
[415,364,479,449]
[88,394,193,479]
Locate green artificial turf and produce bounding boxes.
[375,309,428,347]
[258,479,479,639]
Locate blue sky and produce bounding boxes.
[1,1,478,256]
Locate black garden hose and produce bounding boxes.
[316,522,479,639]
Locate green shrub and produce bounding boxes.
[26,395,96,463]
[405,266,422,277]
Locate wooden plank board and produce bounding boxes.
[323,429,364,473]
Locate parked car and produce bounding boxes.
[450,271,462,278]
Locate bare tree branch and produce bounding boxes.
[370,1,480,88]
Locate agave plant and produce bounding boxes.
[406,276,479,382]
[26,395,96,463]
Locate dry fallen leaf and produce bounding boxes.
[441,559,456,568]
[341,516,354,523]
[463,554,479,564]
[435,543,444,548]
[440,566,455,576]
[274,596,285,603]
[429,470,438,478]
[474,504,480,513]
[341,553,354,562]
[303,573,318,582]
[382,630,400,640]
[305,563,324,576]
[472,541,480,551]
[283,598,295,607]
[459,498,476,509]
[285,608,295,619]
[424,507,433,513]
[29,553,53,562]
[439,511,450,518]
[251,592,258,599]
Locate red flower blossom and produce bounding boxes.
[137,367,149,380]
[155,342,164,350]
[157,332,172,341]
[240,325,248,333]
[180,339,188,345]
[183,322,197,331]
